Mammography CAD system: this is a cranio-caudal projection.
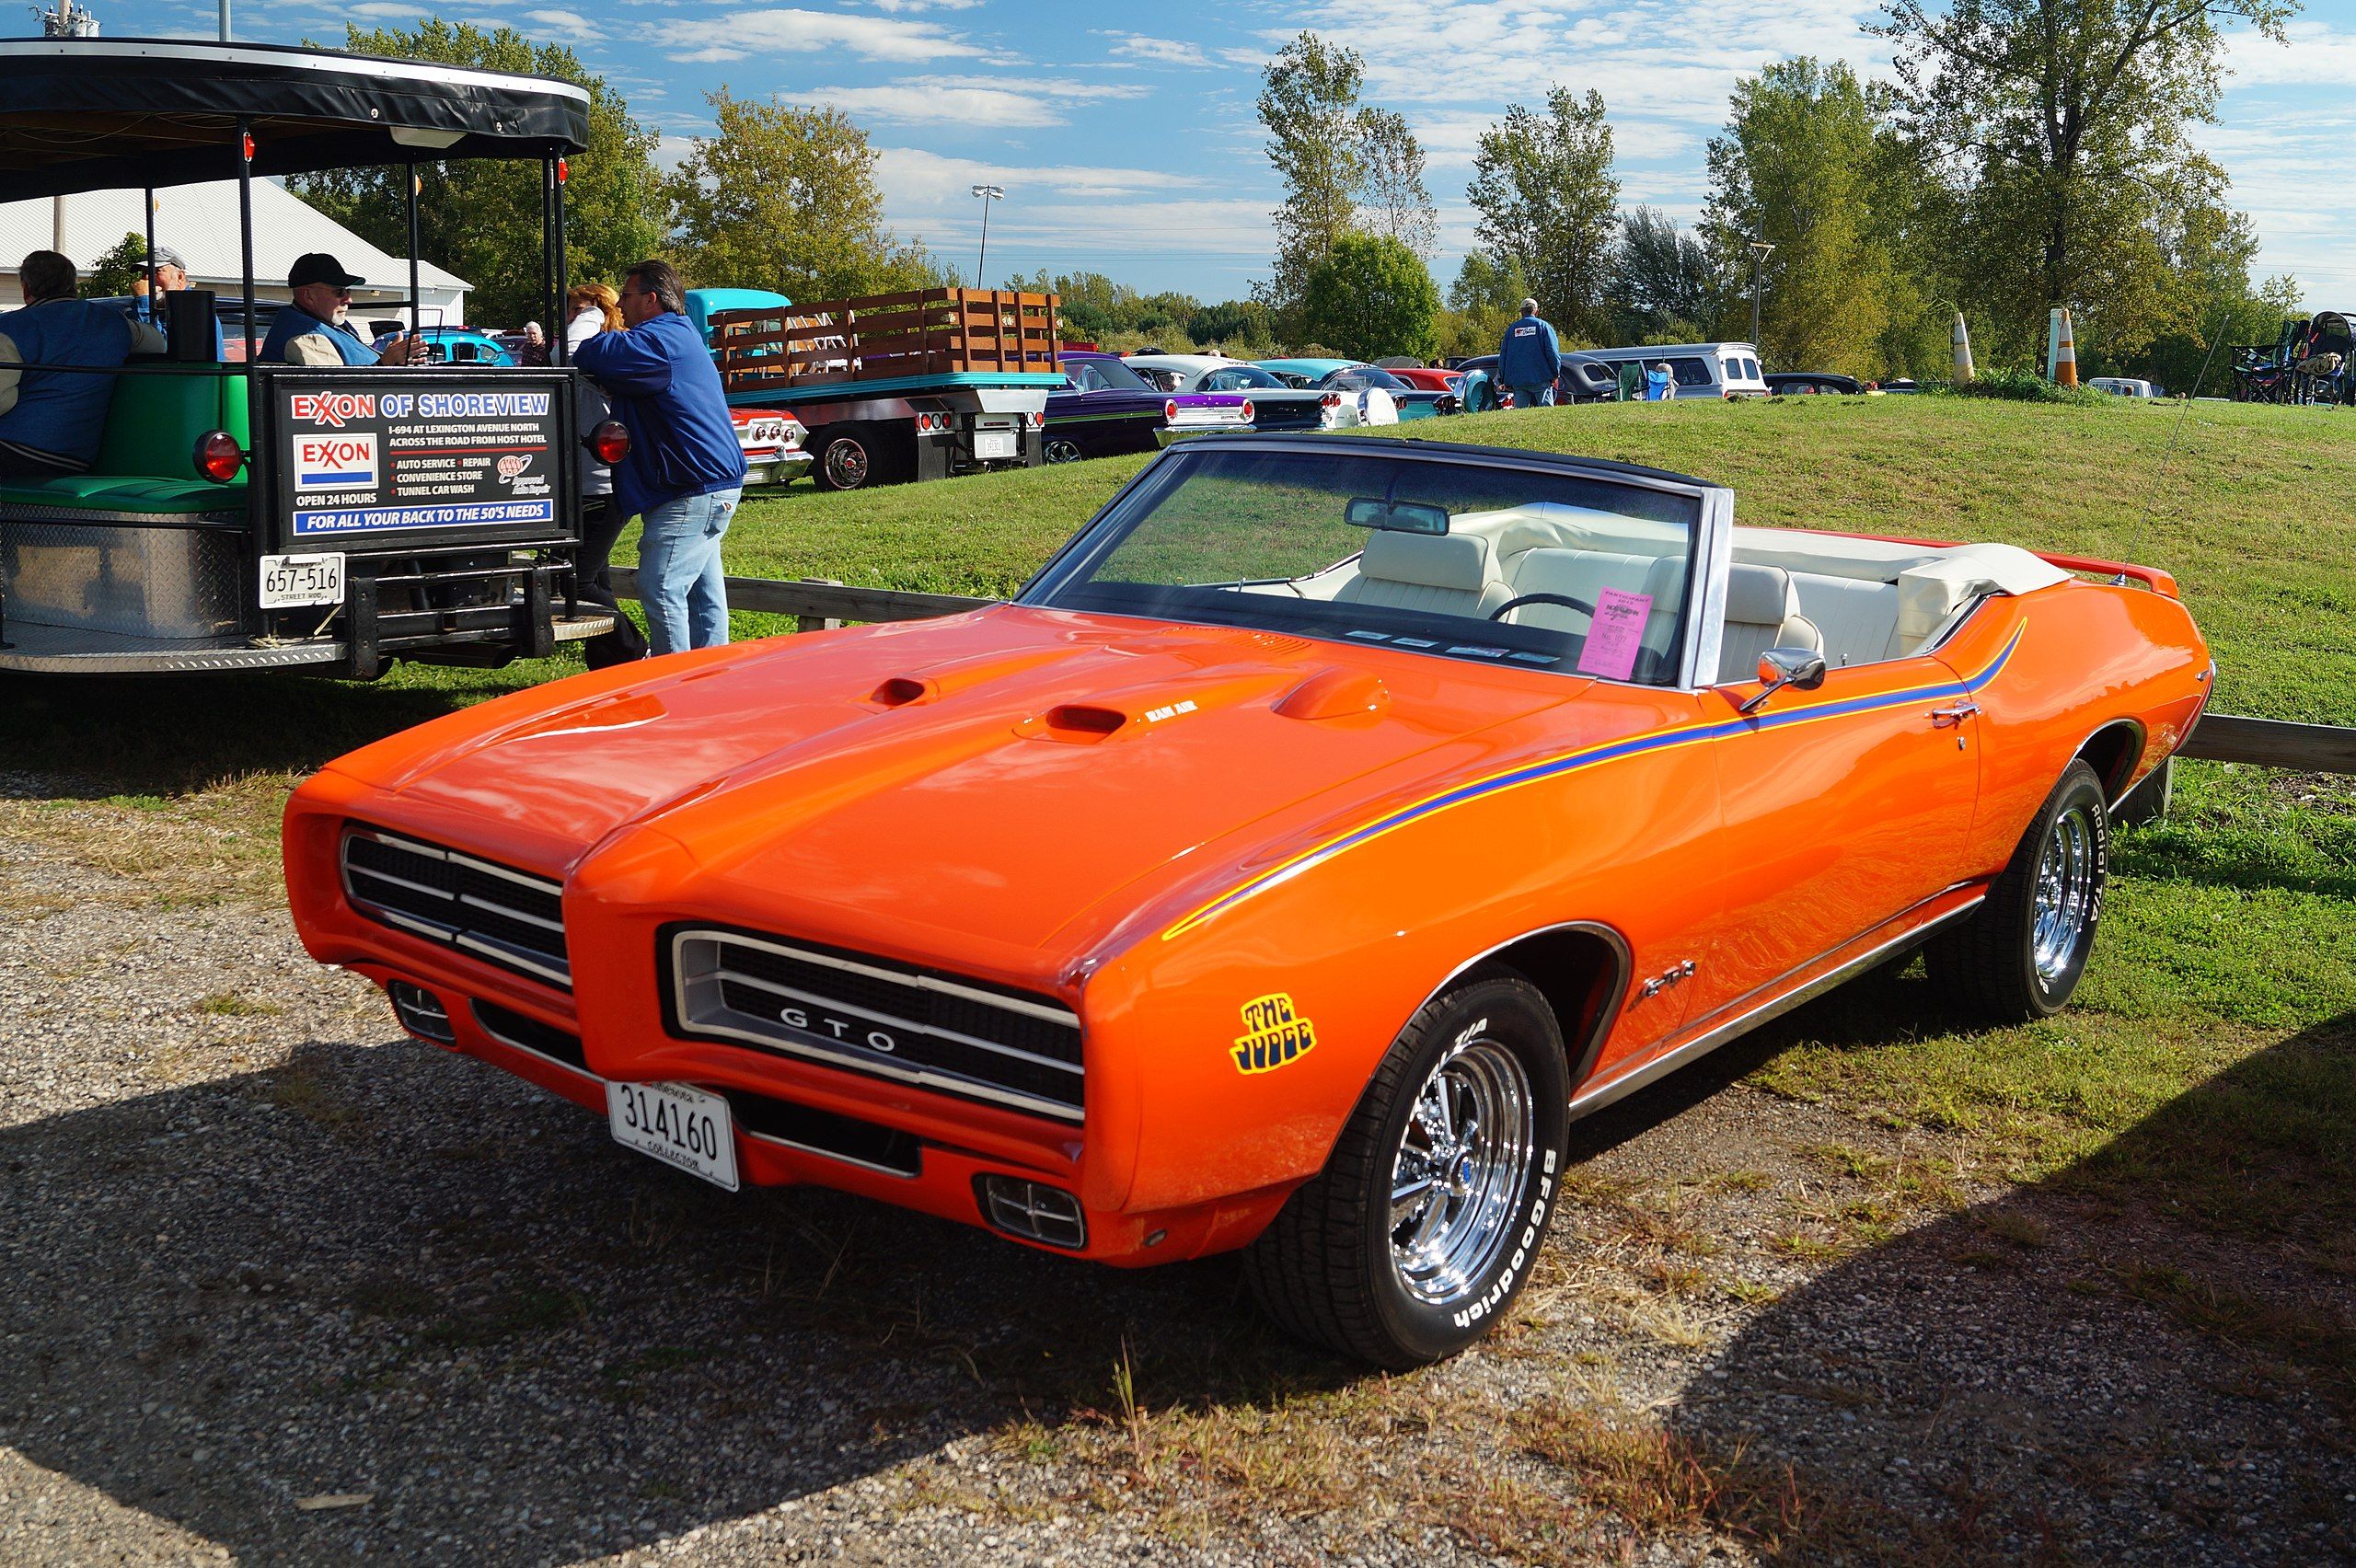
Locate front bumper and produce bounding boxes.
[283,786,1288,1267]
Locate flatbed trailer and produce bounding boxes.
[707,290,1061,490]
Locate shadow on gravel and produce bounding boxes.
[0,663,566,801]
[0,1032,1351,1564]
[1663,1009,2356,1563]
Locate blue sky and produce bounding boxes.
[102,0,2356,307]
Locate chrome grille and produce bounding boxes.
[668,928,1082,1123]
[341,826,570,989]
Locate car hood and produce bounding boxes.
[339,605,1588,963]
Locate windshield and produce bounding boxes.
[1327,364,1410,391]
[1074,356,1151,394]
[1199,364,1287,392]
[1023,445,1701,684]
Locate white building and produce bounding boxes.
[0,179,469,322]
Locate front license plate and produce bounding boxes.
[258,552,346,609]
[974,431,1017,460]
[607,1080,739,1192]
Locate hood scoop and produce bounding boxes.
[1275,667,1391,724]
[1017,702,1129,744]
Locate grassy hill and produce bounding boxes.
[697,395,2356,725]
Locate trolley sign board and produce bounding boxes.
[275,376,564,542]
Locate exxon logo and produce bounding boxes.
[294,433,376,490]
[288,391,376,429]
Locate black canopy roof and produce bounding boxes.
[0,38,590,201]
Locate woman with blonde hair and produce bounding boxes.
[565,281,644,665]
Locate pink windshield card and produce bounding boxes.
[1576,588,1653,680]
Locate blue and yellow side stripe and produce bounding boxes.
[1161,622,2024,941]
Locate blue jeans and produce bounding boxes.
[1508,383,1557,408]
[637,487,740,656]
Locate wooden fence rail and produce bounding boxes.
[606,571,2354,774]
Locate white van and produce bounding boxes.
[1584,342,1770,398]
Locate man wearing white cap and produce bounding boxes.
[130,244,223,357]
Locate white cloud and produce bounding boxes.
[864,0,984,9]
[664,7,991,64]
[874,146,1210,202]
[349,2,431,16]
[789,75,1147,128]
[1106,33,1211,68]
[524,7,604,40]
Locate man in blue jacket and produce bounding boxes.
[0,249,165,478]
[572,259,747,657]
[1496,298,1561,409]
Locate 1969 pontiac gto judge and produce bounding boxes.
[284,436,2212,1366]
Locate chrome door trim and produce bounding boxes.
[1565,891,1985,1123]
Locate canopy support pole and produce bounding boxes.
[142,185,157,334]
[237,118,260,569]
[547,156,568,367]
[405,160,422,341]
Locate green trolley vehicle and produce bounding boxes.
[0,37,617,675]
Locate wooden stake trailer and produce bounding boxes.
[709,290,1063,490]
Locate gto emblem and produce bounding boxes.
[779,1005,897,1054]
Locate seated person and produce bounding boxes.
[0,248,167,478]
[258,253,421,367]
[131,243,226,359]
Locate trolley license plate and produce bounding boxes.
[975,431,1017,460]
[607,1080,739,1192]
[258,552,346,609]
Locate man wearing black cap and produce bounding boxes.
[258,253,420,367]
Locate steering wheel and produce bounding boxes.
[1488,591,1595,623]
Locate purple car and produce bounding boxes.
[1045,352,1253,463]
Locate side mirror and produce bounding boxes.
[1737,647,1828,715]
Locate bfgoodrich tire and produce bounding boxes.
[1243,972,1569,1368]
[1928,758,2110,1021]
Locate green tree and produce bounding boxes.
[1466,88,1621,339]
[1188,298,1275,355]
[1703,59,1898,376]
[292,20,661,327]
[1877,0,2298,362]
[1610,206,1715,342]
[1255,33,1370,328]
[1357,108,1438,259]
[666,90,948,302]
[85,232,148,298]
[1300,232,1440,360]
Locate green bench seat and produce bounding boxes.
[0,364,250,516]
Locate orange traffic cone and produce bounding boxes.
[2055,308,2078,388]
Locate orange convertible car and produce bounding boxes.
[284,436,2212,1366]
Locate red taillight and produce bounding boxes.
[1321,391,1343,408]
[1164,399,1178,421]
[587,419,630,466]
[1029,409,1045,428]
[192,429,244,482]
[1240,399,1255,422]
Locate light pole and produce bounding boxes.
[970,184,1003,287]
[1748,238,1775,349]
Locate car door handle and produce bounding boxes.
[1929,700,1981,727]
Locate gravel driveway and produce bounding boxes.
[2,818,2349,1565]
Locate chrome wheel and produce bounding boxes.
[2032,802,2098,985]
[1389,1035,1534,1305]
[1044,437,1085,465]
[822,437,871,490]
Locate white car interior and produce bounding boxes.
[1263,501,2070,684]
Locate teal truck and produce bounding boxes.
[694,287,1061,490]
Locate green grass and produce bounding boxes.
[3,393,2350,1250]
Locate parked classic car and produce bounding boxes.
[1124,354,1392,437]
[284,434,2210,1367]
[1454,352,1621,409]
[1387,365,1466,397]
[1045,352,1253,463]
[1764,372,1864,397]
[1258,360,1461,420]
[370,325,515,366]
